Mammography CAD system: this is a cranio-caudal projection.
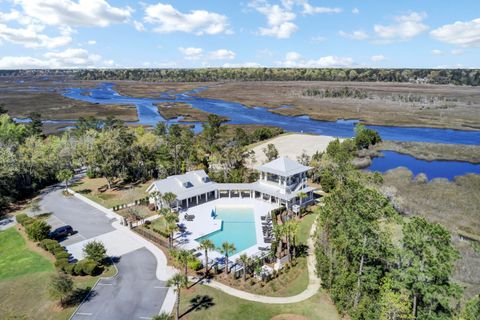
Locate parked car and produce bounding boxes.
[49,225,74,239]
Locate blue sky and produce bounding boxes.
[1,0,479,69]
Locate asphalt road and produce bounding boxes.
[41,186,115,245]
[72,248,168,320]
[39,185,168,319]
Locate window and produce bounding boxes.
[183,181,193,188]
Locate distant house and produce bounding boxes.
[146,156,316,210]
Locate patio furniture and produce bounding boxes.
[184,214,195,221]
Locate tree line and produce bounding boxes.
[73,68,480,86]
[313,130,479,320]
[0,111,282,213]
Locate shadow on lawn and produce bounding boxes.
[63,287,96,307]
[180,295,215,318]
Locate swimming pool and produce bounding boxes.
[195,206,257,255]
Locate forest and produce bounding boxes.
[1,68,480,86]
[313,134,480,320]
[0,111,281,213]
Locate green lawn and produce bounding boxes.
[0,228,116,320]
[179,284,339,320]
[297,213,317,245]
[71,177,151,208]
[0,228,53,280]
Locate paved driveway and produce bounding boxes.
[72,248,168,320]
[38,186,170,319]
[41,186,115,244]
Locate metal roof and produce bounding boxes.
[255,156,312,177]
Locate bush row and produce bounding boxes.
[38,239,102,276]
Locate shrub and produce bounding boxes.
[83,240,107,264]
[144,220,151,226]
[55,251,70,260]
[75,259,100,276]
[16,213,29,225]
[188,258,202,271]
[86,168,96,179]
[48,243,62,254]
[63,263,76,275]
[83,260,101,276]
[55,258,70,270]
[74,262,86,276]
[39,238,57,250]
[148,203,156,211]
[25,220,51,242]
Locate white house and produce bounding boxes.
[146,156,316,210]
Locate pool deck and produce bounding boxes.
[174,198,277,263]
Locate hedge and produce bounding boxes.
[16,213,30,225]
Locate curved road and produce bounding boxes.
[39,186,170,320]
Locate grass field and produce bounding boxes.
[156,102,228,122]
[3,90,138,121]
[0,228,113,320]
[179,285,339,320]
[71,177,152,208]
[195,81,480,131]
[0,228,53,280]
[380,169,480,299]
[373,140,480,163]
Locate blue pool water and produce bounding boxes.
[368,151,480,180]
[196,207,257,254]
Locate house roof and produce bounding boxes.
[147,170,215,200]
[255,156,312,177]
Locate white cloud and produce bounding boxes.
[451,49,464,55]
[281,0,341,15]
[374,12,428,40]
[144,3,231,35]
[431,18,480,47]
[339,30,368,40]
[371,55,386,62]
[0,23,72,48]
[209,49,235,60]
[352,8,360,14]
[0,48,105,69]
[14,0,132,27]
[431,49,443,55]
[280,52,353,67]
[133,20,145,32]
[87,40,96,45]
[250,1,297,39]
[178,47,203,60]
[250,1,340,39]
[0,9,33,25]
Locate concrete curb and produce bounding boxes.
[66,188,177,316]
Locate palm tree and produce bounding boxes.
[297,192,308,216]
[287,220,300,260]
[198,239,215,276]
[166,222,179,249]
[150,191,162,210]
[56,169,74,191]
[237,253,250,282]
[167,273,188,320]
[219,242,236,274]
[284,220,298,261]
[162,192,177,209]
[273,224,285,259]
[175,249,194,278]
